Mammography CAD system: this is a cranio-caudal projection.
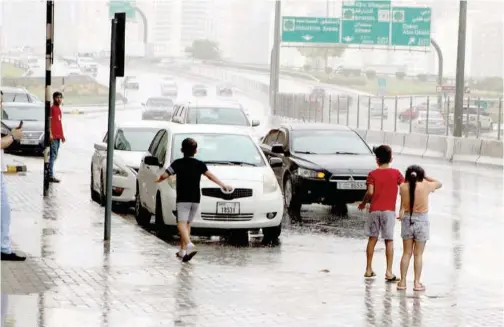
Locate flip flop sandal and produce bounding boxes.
[385,275,399,282]
[364,272,376,278]
[413,284,426,291]
[397,285,407,290]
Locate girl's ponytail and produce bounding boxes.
[404,165,425,224]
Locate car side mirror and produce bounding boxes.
[144,155,161,167]
[271,144,284,154]
[251,120,260,127]
[94,143,107,151]
[269,157,282,168]
[372,146,377,154]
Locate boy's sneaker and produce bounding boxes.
[176,250,185,260]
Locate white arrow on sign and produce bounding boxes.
[408,37,416,45]
[302,35,314,41]
[343,36,353,42]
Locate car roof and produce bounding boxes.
[279,123,352,131]
[166,124,252,136]
[2,102,42,108]
[1,86,27,93]
[116,121,173,129]
[176,98,242,108]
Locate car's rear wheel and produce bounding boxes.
[283,176,302,216]
[135,184,152,227]
[263,224,281,243]
[90,165,100,203]
[331,203,348,218]
[155,193,173,238]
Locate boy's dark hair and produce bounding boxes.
[181,138,197,157]
[53,91,62,100]
[373,145,392,165]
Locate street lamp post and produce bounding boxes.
[453,0,468,137]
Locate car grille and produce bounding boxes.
[201,188,252,200]
[330,175,367,182]
[201,213,253,221]
[22,131,43,140]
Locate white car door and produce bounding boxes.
[138,130,164,212]
[92,132,109,191]
[144,130,168,212]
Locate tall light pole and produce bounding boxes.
[43,0,54,196]
[269,0,281,112]
[453,0,468,137]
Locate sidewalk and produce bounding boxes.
[1,170,503,326]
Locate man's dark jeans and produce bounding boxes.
[49,139,60,177]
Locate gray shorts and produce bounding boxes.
[176,202,200,223]
[401,213,429,242]
[365,210,396,240]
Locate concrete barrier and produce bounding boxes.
[365,130,385,147]
[383,132,405,154]
[452,138,482,164]
[423,135,449,159]
[402,133,428,156]
[476,139,503,166]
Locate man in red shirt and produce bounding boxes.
[49,92,65,183]
[358,145,404,281]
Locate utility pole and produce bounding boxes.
[43,0,54,197]
[324,0,330,71]
[453,0,468,137]
[270,0,281,113]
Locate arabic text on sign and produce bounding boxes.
[355,2,390,9]
[322,26,338,32]
[354,8,374,14]
[354,15,375,21]
[355,27,372,33]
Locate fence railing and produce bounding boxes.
[274,93,503,141]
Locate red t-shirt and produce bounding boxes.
[50,104,64,140]
[366,168,404,212]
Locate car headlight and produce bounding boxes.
[263,172,278,193]
[113,164,128,177]
[296,167,325,179]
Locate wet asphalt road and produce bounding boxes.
[2,70,504,326]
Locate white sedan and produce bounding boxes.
[90,121,168,206]
[135,124,284,242]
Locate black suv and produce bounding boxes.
[259,123,375,217]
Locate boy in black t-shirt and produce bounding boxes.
[156,138,231,262]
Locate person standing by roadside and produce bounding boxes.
[396,165,442,291]
[49,92,65,183]
[358,145,404,281]
[156,138,232,262]
[1,90,27,261]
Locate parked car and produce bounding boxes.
[0,87,41,103]
[192,84,208,97]
[142,97,175,121]
[259,123,375,217]
[90,121,168,206]
[160,78,178,97]
[122,76,140,90]
[135,124,284,243]
[1,103,45,155]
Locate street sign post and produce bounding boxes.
[281,16,340,43]
[109,0,135,19]
[341,0,391,45]
[391,7,431,46]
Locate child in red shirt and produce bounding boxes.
[358,145,404,281]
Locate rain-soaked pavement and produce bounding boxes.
[2,73,504,326]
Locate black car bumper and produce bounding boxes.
[292,176,366,205]
[142,113,172,121]
[4,141,44,155]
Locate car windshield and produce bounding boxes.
[2,105,44,121]
[146,98,174,108]
[2,92,29,102]
[187,107,249,126]
[291,130,371,155]
[171,133,265,166]
[114,128,159,152]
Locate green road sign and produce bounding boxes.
[109,0,135,19]
[474,100,489,110]
[377,77,387,88]
[341,0,391,45]
[281,16,340,43]
[391,7,431,46]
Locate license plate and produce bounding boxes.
[21,139,38,145]
[337,181,366,190]
[216,202,240,214]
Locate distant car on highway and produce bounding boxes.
[0,87,41,103]
[192,84,208,97]
[67,63,82,76]
[134,123,284,243]
[90,121,168,207]
[413,111,446,135]
[77,57,98,76]
[1,103,45,155]
[259,123,375,217]
[216,83,233,96]
[122,76,140,90]
[141,97,175,121]
[160,78,178,97]
[369,100,388,119]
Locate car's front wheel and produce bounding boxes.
[135,184,152,227]
[263,224,281,242]
[283,175,302,216]
[155,193,174,238]
[90,164,100,203]
[331,203,348,217]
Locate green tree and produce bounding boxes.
[296,46,346,70]
[185,39,221,60]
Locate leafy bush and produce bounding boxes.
[365,70,377,79]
